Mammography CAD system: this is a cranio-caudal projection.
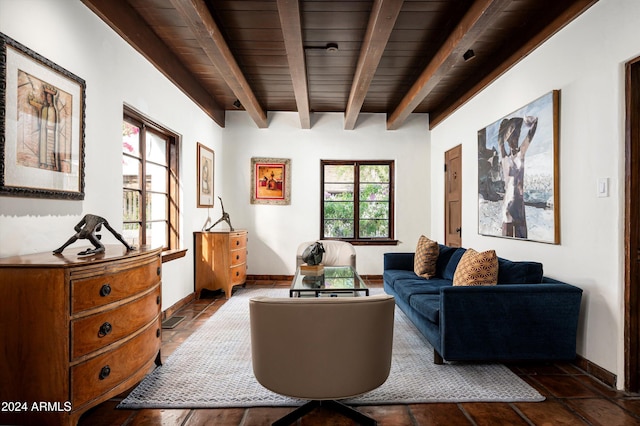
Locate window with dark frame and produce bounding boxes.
[321,160,396,245]
[122,106,180,251]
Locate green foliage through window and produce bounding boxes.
[321,160,394,242]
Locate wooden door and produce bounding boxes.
[444,145,462,247]
[625,56,640,392]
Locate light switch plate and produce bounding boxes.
[597,177,609,197]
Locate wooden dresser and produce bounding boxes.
[0,245,162,426]
[194,230,247,298]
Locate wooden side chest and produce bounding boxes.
[0,245,163,426]
[194,230,247,298]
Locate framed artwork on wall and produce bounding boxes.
[0,32,86,200]
[477,90,560,244]
[197,142,214,208]
[250,157,291,205]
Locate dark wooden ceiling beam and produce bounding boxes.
[169,0,268,128]
[81,0,225,127]
[344,0,404,130]
[277,0,310,129]
[428,0,600,129]
[386,0,511,130]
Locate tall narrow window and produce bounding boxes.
[122,106,179,250]
[321,160,395,245]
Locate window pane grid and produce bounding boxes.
[122,107,179,250]
[321,160,394,242]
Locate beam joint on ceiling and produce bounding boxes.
[81,0,225,127]
[386,0,511,130]
[428,0,600,129]
[277,0,311,129]
[170,0,268,128]
[344,0,404,130]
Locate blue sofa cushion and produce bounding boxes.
[383,269,422,291]
[409,294,440,325]
[442,248,466,280]
[497,257,544,284]
[394,278,452,300]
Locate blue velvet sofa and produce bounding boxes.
[383,245,583,364]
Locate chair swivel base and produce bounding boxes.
[273,399,376,426]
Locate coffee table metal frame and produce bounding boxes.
[289,265,369,297]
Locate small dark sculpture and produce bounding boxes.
[206,197,234,231]
[53,214,135,256]
[302,241,325,266]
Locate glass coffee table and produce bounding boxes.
[290,265,369,297]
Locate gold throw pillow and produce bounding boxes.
[453,248,498,286]
[414,235,439,279]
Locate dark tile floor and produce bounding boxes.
[79,280,640,426]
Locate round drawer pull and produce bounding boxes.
[99,365,111,380]
[99,284,112,297]
[156,328,161,338]
[156,295,161,305]
[236,271,240,276]
[236,241,240,246]
[236,255,240,260]
[98,322,112,338]
[157,267,161,276]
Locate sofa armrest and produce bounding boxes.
[438,283,583,361]
[383,252,415,271]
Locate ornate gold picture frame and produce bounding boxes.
[250,157,291,205]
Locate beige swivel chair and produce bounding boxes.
[296,240,357,268]
[249,294,395,425]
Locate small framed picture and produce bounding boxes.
[1,32,86,199]
[197,143,214,208]
[251,157,291,205]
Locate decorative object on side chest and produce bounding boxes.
[53,213,135,256]
[205,196,234,231]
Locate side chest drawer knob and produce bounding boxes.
[98,322,112,338]
[236,255,240,260]
[99,284,112,297]
[157,267,161,276]
[156,296,161,305]
[156,328,161,338]
[236,241,240,246]
[99,365,111,380]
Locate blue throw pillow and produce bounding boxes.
[435,245,458,277]
[497,257,544,284]
[442,248,466,280]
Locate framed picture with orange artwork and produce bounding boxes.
[250,157,291,205]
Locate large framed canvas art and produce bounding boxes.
[477,90,560,244]
[0,33,85,199]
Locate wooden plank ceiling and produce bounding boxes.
[81,0,598,130]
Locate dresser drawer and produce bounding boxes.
[229,232,247,250]
[71,318,161,408]
[230,248,246,266]
[71,257,161,314]
[71,285,161,360]
[230,264,246,285]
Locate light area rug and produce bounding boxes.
[119,287,544,409]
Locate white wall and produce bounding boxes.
[218,111,430,275]
[0,0,223,310]
[430,0,639,388]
